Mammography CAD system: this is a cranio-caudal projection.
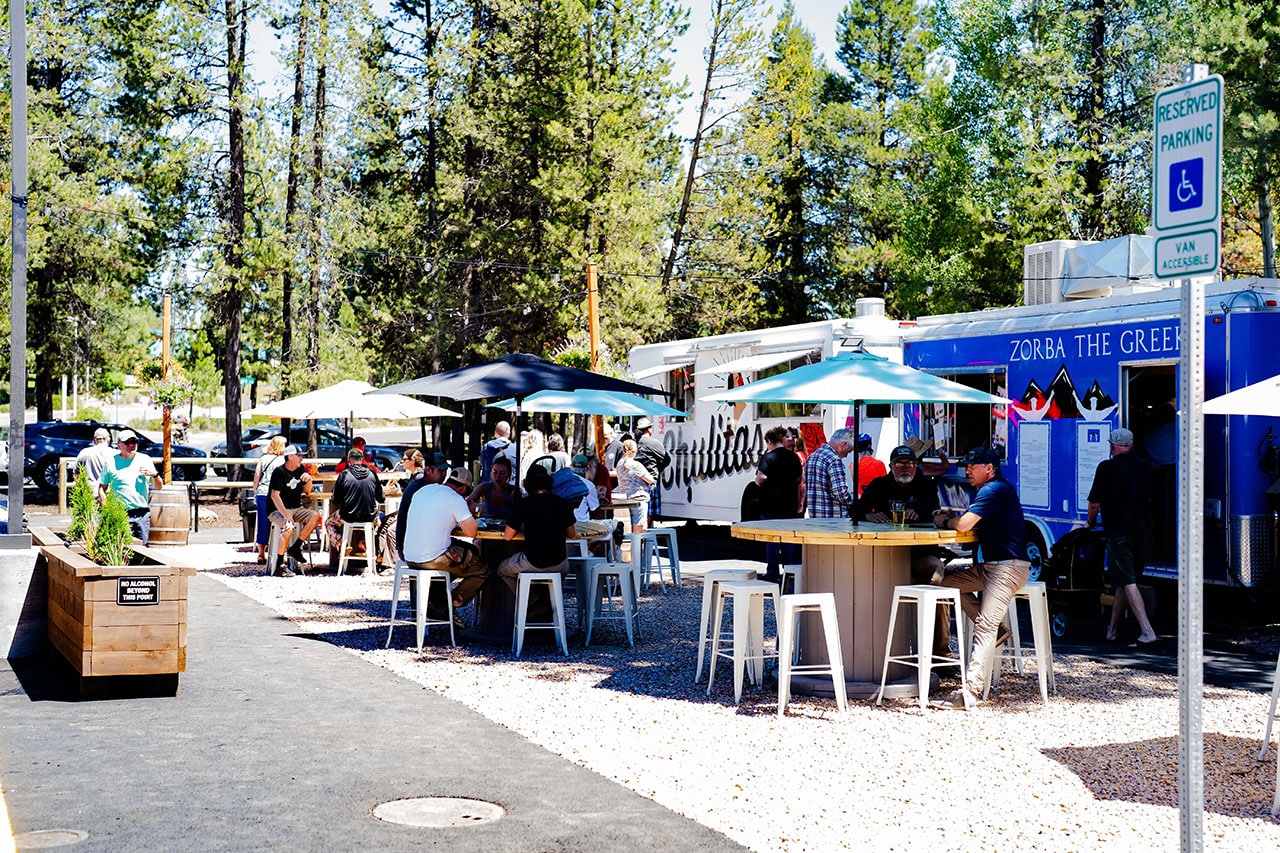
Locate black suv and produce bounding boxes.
[211,425,400,473]
[24,421,208,493]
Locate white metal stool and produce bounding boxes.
[876,584,967,711]
[1259,648,1280,761]
[566,555,607,631]
[385,560,455,651]
[707,579,780,704]
[777,593,847,716]
[266,519,308,576]
[694,568,757,682]
[336,521,377,576]
[780,563,803,594]
[512,572,568,656]
[987,581,1056,702]
[650,526,681,586]
[584,562,639,647]
[628,531,667,592]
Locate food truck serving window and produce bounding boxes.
[922,371,1007,459]
[756,353,822,420]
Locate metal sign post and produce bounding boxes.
[4,0,31,548]
[1158,62,1217,853]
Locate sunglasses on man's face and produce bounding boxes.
[120,439,138,446]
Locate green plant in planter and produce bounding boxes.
[67,468,98,544]
[89,492,135,567]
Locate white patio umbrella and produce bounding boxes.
[1202,374,1280,417]
[706,351,1010,496]
[249,380,460,421]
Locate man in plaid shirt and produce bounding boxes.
[803,428,857,518]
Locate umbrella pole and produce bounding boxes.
[514,399,523,486]
[851,402,861,523]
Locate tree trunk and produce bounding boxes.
[281,0,310,394]
[1080,0,1106,239]
[1260,169,1276,278]
[661,0,723,293]
[222,0,248,468]
[304,0,329,457]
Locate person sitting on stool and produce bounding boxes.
[498,465,577,623]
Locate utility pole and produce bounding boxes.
[587,263,606,463]
[161,292,173,483]
[4,0,31,547]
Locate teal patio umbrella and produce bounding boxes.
[706,351,1009,496]
[487,388,687,419]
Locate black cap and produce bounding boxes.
[962,448,1001,467]
[889,445,916,464]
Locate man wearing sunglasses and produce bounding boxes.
[97,429,164,542]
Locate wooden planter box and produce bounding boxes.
[32,528,194,685]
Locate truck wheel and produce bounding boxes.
[1025,525,1048,584]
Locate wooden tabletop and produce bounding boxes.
[731,518,977,546]
[463,520,612,541]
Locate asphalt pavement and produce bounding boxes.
[1,567,742,852]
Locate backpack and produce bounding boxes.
[551,467,590,502]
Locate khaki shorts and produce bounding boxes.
[269,506,321,528]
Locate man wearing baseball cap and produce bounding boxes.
[1087,427,1158,647]
[267,445,323,576]
[856,445,950,660]
[931,447,1029,709]
[97,429,163,542]
[75,427,115,488]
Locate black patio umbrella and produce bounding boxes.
[373,353,667,477]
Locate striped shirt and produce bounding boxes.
[804,443,854,518]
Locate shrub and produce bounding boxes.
[67,468,97,544]
[89,492,135,566]
[75,406,107,422]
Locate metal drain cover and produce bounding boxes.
[372,797,504,828]
[12,828,89,848]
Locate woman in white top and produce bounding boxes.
[614,439,655,531]
[251,435,288,564]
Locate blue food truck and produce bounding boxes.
[901,277,1280,592]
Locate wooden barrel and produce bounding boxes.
[148,484,191,546]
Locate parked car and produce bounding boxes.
[211,425,399,473]
[23,421,208,493]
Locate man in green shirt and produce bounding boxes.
[98,429,163,541]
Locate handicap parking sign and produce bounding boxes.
[1169,157,1204,213]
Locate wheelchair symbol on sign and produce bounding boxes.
[1176,169,1197,205]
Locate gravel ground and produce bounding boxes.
[151,542,1280,849]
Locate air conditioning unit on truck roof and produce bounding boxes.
[1025,235,1172,306]
[1023,240,1085,306]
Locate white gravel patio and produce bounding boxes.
[177,541,1280,851]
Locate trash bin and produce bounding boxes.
[239,491,257,544]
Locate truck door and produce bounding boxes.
[1122,362,1177,571]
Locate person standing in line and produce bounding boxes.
[803,428,857,518]
[267,445,323,577]
[855,433,886,497]
[250,435,288,565]
[1087,428,1159,647]
[615,439,656,531]
[75,427,116,488]
[97,429,163,542]
[755,425,803,582]
[931,448,1029,709]
[633,417,671,519]
[603,423,627,473]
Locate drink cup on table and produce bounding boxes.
[889,500,907,526]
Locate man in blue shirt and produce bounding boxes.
[931,447,1029,709]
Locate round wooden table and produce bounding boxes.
[731,518,976,699]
